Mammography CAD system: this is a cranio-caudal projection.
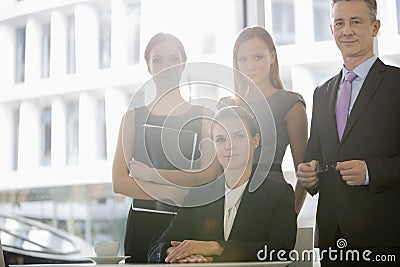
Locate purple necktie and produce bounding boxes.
[336,71,357,141]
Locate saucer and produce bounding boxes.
[86,256,130,264]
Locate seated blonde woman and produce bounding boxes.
[148,106,297,263]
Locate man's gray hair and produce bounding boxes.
[331,0,377,23]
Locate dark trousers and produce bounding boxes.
[124,208,175,263]
[320,227,400,267]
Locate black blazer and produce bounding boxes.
[147,173,297,262]
[305,58,400,248]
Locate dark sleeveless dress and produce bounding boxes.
[124,105,203,263]
[251,90,305,182]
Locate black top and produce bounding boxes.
[131,105,204,210]
[252,90,305,166]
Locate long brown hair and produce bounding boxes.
[232,26,284,97]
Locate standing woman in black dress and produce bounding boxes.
[112,33,219,262]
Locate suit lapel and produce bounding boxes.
[341,59,386,142]
[214,178,226,239]
[228,182,260,240]
[199,178,225,240]
[327,71,342,144]
[211,196,225,240]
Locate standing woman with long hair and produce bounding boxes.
[225,26,308,214]
[112,32,219,262]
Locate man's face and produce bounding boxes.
[330,0,380,61]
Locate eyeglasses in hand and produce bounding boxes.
[316,163,337,173]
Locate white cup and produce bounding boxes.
[93,241,120,257]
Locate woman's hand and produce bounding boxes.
[175,254,213,264]
[128,160,163,183]
[165,240,223,263]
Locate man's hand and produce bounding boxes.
[165,240,223,263]
[297,160,319,189]
[336,160,367,186]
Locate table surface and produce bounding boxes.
[10,261,291,267]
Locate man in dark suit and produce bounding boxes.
[297,0,400,266]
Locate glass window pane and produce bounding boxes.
[41,23,51,78]
[66,101,79,165]
[96,99,107,160]
[313,0,331,41]
[282,72,293,91]
[67,15,76,74]
[234,0,245,32]
[203,31,216,54]
[99,8,111,69]
[127,1,141,65]
[15,27,26,83]
[271,0,295,45]
[143,0,243,57]
[397,0,400,34]
[12,108,20,170]
[40,107,51,166]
